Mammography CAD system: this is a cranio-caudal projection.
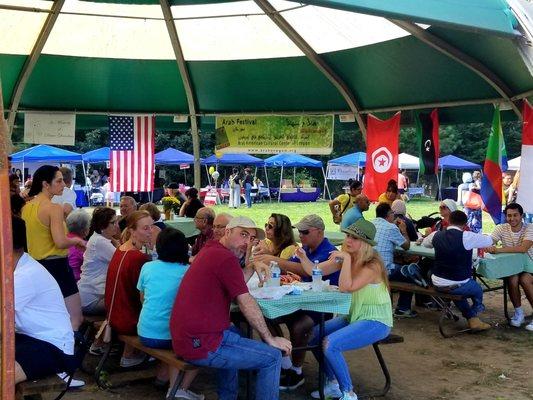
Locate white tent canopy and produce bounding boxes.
[508,156,521,170]
[398,153,419,170]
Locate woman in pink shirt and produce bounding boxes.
[66,210,91,281]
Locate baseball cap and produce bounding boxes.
[341,219,377,246]
[293,214,325,231]
[226,216,265,240]
[441,199,458,212]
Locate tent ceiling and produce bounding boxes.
[0,0,531,130]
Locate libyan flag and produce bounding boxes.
[416,109,440,175]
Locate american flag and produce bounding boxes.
[109,115,155,192]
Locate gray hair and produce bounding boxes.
[66,209,91,235]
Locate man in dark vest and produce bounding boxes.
[422,210,492,331]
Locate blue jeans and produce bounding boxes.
[245,183,252,208]
[388,265,414,311]
[442,278,484,319]
[309,318,390,393]
[187,327,282,400]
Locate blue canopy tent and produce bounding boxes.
[82,147,110,163]
[326,151,366,183]
[11,144,85,184]
[155,148,196,165]
[437,155,481,198]
[201,153,267,188]
[264,153,329,201]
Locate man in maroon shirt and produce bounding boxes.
[190,207,215,258]
[171,216,292,399]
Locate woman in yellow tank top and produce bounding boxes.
[22,165,86,331]
[298,219,392,400]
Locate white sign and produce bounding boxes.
[24,113,76,145]
[179,163,190,170]
[327,164,358,180]
[339,114,355,123]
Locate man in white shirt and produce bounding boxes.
[422,210,492,331]
[12,217,81,385]
[52,167,77,217]
[486,203,533,331]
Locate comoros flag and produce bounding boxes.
[481,106,508,224]
[516,101,533,214]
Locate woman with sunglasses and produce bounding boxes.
[297,219,392,400]
[255,213,298,260]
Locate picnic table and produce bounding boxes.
[239,289,351,400]
[164,217,199,238]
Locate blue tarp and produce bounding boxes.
[439,155,481,170]
[11,144,83,163]
[201,153,265,166]
[327,152,366,166]
[82,147,110,163]
[264,153,322,168]
[155,148,196,165]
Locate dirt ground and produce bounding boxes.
[42,290,533,400]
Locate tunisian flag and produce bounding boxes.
[517,101,533,214]
[364,113,401,201]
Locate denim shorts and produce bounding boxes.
[139,336,172,349]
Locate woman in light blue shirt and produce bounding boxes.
[137,227,203,400]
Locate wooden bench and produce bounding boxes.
[390,281,470,338]
[95,334,196,399]
[16,375,68,400]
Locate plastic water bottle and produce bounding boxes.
[151,247,158,261]
[312,260,323,292]
[267,261,281,287]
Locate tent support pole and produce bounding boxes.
[390,19,522,119]
[264,165,271,202]
[323,164,329,200]
[6,0,65,136]
[278,166,284,203]
[321,167,331,200]
[0,79,15,400]
[160,0,201,188]
[254,0,367,137]
[205,165,211,186]
[81,161,90,205]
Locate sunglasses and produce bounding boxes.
[264,223,275,230]
[298,229,311,235]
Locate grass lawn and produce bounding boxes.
[209,198,496,233]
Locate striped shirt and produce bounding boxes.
[491,223,533,260]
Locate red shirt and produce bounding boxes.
[170,240,248,360]
[191,227,214,256]
[104,249,149,335]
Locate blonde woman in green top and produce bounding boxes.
[298,219,392,400]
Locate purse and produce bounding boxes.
[95,250,129,343]
[464,191,483,210]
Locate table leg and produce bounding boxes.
[503,279,510,322]
[319,312,325,400]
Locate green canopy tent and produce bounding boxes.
[1,0,532,189]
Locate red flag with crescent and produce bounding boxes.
[364,113,401,201]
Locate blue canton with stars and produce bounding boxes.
[110,116,135,150]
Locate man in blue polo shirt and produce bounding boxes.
[254,214,336,390]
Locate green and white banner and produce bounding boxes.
[215,115,334,155]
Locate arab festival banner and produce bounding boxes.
[215,115,334,154]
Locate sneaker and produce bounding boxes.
[340,391,358,400]
[57,372,85,388]
[393,309,418,318]
[172,388,205,400]
[510,312,525,327]
[120,354,146,368]
[311,381,342,399]
[525,320,533,332]
[279,369,305,390]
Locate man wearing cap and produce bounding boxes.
[255,214,337,390]
[372,203,417,318]
[170,216,292,399]
[421,210,492,331]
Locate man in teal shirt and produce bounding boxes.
[340,194,370,230]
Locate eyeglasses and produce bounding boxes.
[194,216,207,221]
[264,223,275,230]
[213,224,227,229]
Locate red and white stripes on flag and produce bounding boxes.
[517,101,533,214]
[109,115,155,192]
